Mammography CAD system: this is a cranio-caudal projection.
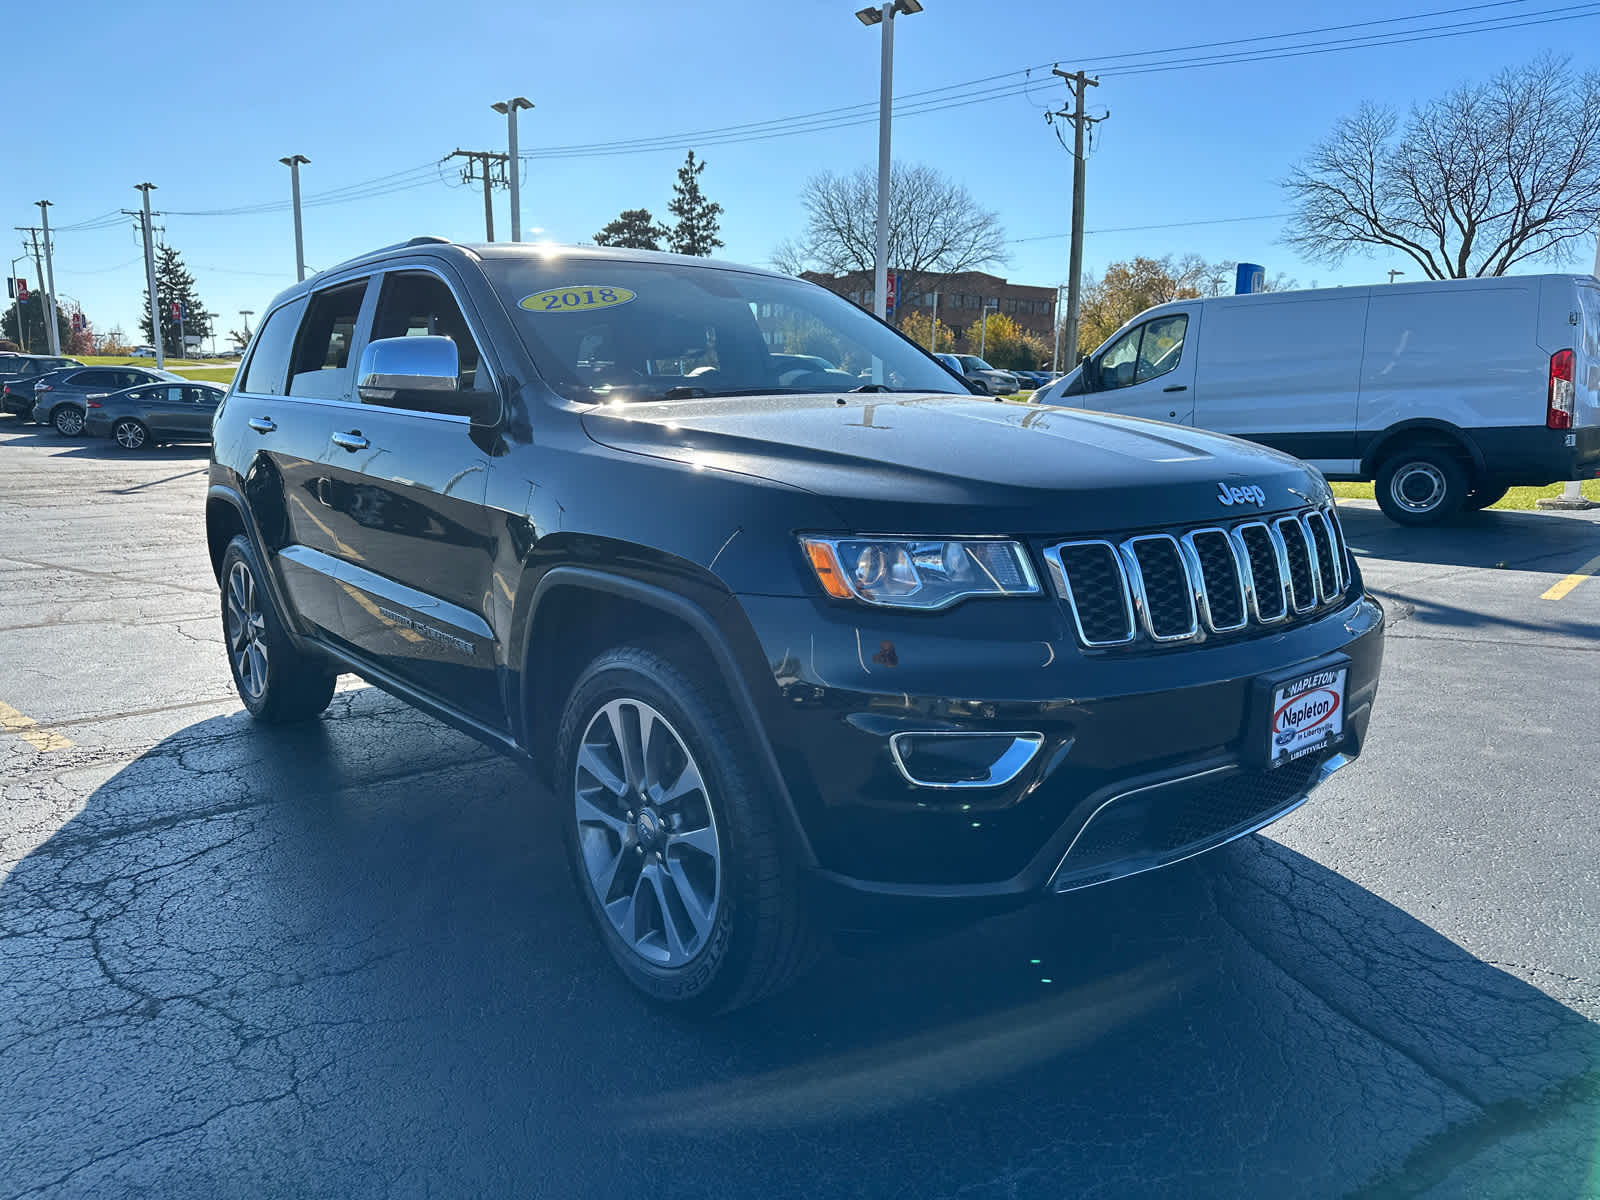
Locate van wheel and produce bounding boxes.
[1375,449,1467,525]
[555,645,819,1014]
[1465,481,1510,511]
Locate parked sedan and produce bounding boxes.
[0,354,83,415]
[82,381,226,448]
[29,366,185,435]
[948,354,1020,395]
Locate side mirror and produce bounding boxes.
[356,336,495,421]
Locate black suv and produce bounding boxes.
[207,238,1385,1012]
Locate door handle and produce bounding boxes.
[330,430,369,452]
[247,416,276,434]
[1162,385,1188,393]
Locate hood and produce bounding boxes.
[580,393,1327,537]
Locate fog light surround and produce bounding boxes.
[888,731,1044,789]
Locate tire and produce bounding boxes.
[218,534,336,723]
[1375,447,1468,525]
[1465,481,1510,511]
[51,405,85,437]
[555,645,819,1014]
[112,419,149,451]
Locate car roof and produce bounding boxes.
[256,236,792,317]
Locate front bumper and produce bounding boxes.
[738,587,1384,927]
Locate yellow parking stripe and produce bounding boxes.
[0,700,73,751]
[1541,553,1600,601]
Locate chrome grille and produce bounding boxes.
[1047,505,1351,649]
[1125,535,1197,640]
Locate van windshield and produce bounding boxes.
[483,256,964,403]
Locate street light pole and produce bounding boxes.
[979,299,998,359]
[136,183,163,370]
[279,155,310,282]
[1387,269,1405,284]
[491,98,534,242]
[856,0,922,322]
[8,253,27,352]
[35,201,59,356]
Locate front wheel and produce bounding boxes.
[219,535,336,723]
[52,406,84,436]
[112,419,149,450]
[556,646,819,1014]
[1375,448,1468,525]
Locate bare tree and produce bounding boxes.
[777,163,1007,319]
[1285,58,1600,278]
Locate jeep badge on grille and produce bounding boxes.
[1217,482,1268,507]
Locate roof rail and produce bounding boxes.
[311,236,456,281]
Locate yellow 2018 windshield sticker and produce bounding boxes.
[520,286,636,314]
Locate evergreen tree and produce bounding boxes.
[594,208,669,250]
[139,246,212,358]
[667,151,724,257]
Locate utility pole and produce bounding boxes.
[135,183,163,370]
[447,149,510,242]
[34,202,60,355]
[1051,68,1105,371]
[491,99,534,242]
[1387,269,1405,284]
[279,155,310,282]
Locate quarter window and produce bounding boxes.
[289,280,369,400]
[240,298,307,395]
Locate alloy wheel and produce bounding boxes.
[1390,462,1446,514]
[224,560,270,702]
[573,698,722,968]
[54,407,84,436]
[114,420,146,450]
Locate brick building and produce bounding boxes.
[799,269,1059,342]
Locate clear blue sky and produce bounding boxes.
[11,0,1600,345]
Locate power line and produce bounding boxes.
[1009,213,1293,244]
[518,1,1600,161]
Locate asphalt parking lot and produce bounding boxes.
[2,424,1598,1199]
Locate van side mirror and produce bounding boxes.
[357,336,496,421]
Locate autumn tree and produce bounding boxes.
[960,312,1051,371]
[594,208,669,250]
[1285,57,1600,278]
[775,162,1006,325]
[1072,255,1294,356]
[896,310,961,355]
[667,151,724,256]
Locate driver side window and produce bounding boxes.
[1097,326,1141,391]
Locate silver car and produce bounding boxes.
[939,353,1018,395]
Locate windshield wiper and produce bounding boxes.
[850,383,897,393]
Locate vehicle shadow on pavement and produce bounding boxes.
[1338,504,1600,575]
[2,697,1596,1199]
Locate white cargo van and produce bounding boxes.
[1034,274,1600,523]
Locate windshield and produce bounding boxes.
[484,256,965,403]
[959,355,996,371]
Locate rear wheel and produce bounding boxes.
[1375,447,1468,525]
[51,406,84,436]
[1465,481,1510,511]
[219,535,336,723]
[556,645,819,1014]
[112,419,149,450]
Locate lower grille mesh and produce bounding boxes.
[1053,758,1322,889]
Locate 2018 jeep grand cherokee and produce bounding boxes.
[207,238,1385,1013]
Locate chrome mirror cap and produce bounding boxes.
[357,336,459,403]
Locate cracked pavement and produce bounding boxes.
[1,429,1598,1198]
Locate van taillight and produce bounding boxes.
[1548,349,1575,430]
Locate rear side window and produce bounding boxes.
[289,280,368,400]
[73,369,113,387]
[240,298,307,396]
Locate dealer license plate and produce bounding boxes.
[1269,667,1347,765]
